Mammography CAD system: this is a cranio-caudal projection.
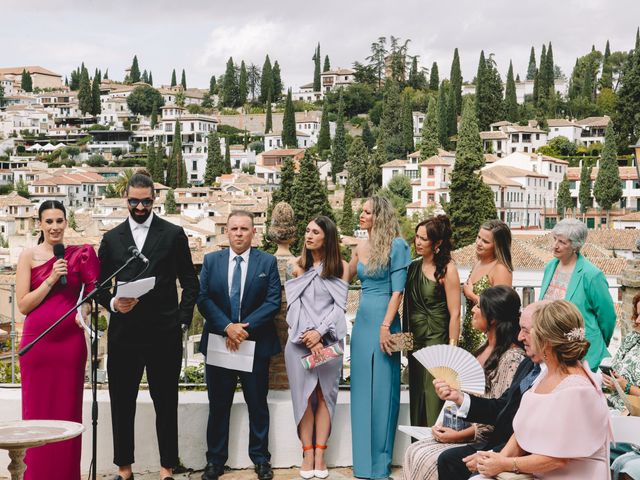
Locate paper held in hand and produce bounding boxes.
[206,333,255,373]
[115,277,155,299]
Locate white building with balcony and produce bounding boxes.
[320,68,355,93]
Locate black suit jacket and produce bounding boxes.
[98,215,199,347]
[197,248,282,359]
[466,357,536,451]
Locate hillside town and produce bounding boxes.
[1,22,640,478]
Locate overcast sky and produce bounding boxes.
[4,0,639,91]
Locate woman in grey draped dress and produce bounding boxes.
[285,216,350,479]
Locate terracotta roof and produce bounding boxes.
[420,155,452,167]
[322,68,355,76]
[262,148,305,156]
[490,121,515,127]
[453,239,552,270]
[381,159,408,168]
[616,211,640,222]
[577,116,611,128]
[504,125,546,134]
[0,66,62,77]
[527,230,640,253]
[547,119,580,127]
[481,169,523,187]
[0,192,33,207]
[524,152,569,165]
[484,154,500,164]
[480,131,509,140]
[484,164,547,178]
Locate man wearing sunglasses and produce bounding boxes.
[98,169,199,480]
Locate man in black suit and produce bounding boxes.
[197,210,281,480]
[434,301,547,480]
[98,171,198,480]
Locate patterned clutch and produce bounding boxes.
[389,332,414,352]
[300,343,344,370]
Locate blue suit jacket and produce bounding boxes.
[539,253,616,370]
[197,248,282,358]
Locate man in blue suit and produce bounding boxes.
[197,210,281,480]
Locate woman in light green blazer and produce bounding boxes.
[539,219,616,371]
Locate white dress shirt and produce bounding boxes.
[110,213,154,312]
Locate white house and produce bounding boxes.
[481,123,547,156]
[576,116,610,146]
[292,83,322,103]
[320,68,356,93]
[547,119,583,144]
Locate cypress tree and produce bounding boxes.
[526,46,537,80]
[181,69,187,89]
[532,68,540,105]
[362,121,375,151]
[104,69,109,80]
[332,91,348,179]
[476,53,504,130]
[323,55,331,72]
[556,174,573,218]
[204,131,223,184]
[150,101,158,128]
[170,69,177,87]
[78,68,92,115]
[21,70,33,92]
[601,40,612,90]
[167,120,183,188]
[272,61,282,101]
[224,141,232,174]
[446,96,496,250]
[447,83,458,140]
[146,142,157,181]
[260,55,273,103]
[91,70,102,116]
[401,91,414,156]
[265,93,273,133]
[408,56,420,89]
[347,137,373,197]
[239,61,248,105]
[313,43,321,92]
[340,181,355,235]
[614,39,640,149]
[142,70,149,84]
[317,98,331,153]
[578,162,592,217]
[504,60,518,122]
[421,97,440,159]
[593,122,622,224]
[130,55,141,83]
[429,62,440,91]
[437,81,450,149]
[378,79,404,160]
[450,48,463,115]
[209,75,217,95]
[222,57,239,108]
[282,89,297,148]
[636,27,640,50]
[165,188,177,214]
[148,71,153,86]
[152,142,165,183]
[291,151,334,252]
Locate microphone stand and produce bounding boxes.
[19,252,142,480]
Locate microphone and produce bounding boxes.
[128,245,149,264]
[53,243,67,285]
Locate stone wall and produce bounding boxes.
[619,257,640,335]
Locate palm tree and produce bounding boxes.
[112,168,134,197]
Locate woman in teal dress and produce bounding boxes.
[460,219,513,353]
[406,215,461,427]
[349,196,411,479]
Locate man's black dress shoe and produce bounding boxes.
[202,463,226,480]
[255,462,274,480]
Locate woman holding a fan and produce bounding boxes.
[405,214,461,428]
[284,216,350,479]
[403,286,525,480]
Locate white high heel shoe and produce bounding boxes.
[300,445,315,479]
[314,444,329,478]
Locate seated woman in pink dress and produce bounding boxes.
[473,300,611,479]
[17,200,100,480]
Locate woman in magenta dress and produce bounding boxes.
[16,200,100,480]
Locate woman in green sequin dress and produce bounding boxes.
[460,220,513,353]
[406,215,461,427]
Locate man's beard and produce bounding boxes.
[129,208,151,224]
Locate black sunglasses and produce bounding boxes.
[127,197,154,208]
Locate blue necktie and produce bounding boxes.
[519,363,542,393]
[230,256,243,323]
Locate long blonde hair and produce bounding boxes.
[366,196,401,273]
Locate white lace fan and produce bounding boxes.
[413,344,485,395]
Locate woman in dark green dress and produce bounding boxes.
[406,215,461,427]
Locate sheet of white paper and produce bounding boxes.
[206,333,255,373]
[397,425,433,441]
[115,277,156,299]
